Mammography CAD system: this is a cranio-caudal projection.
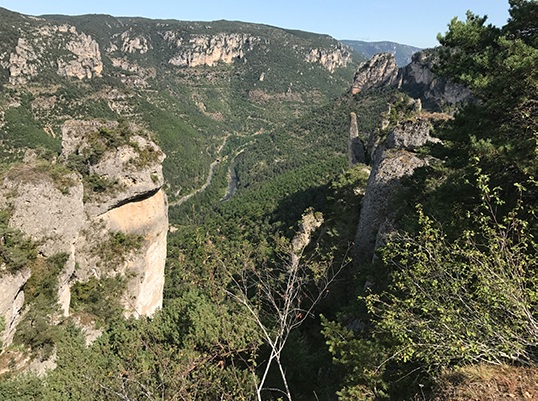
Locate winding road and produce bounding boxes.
[170,136,231,207]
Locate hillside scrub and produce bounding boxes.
[323,2,538,399]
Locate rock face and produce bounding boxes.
[110,58,156,87]
[290,210,324,269]
[350,51,472,108]
[0,268,31,348]
[62,120,167,317]
[0,120,168,345]
[99,189,167,315]
[351,53,401,95]
[400,51,472,107]
[1,162,85,315]
[57,30,103,79]
[354,103,440,263]
[168,33,258,67]
[348,112,366,166]
[305,42,353,72]
[6,23,103,84]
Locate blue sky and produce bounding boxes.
[1,0,511,48]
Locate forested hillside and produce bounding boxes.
[0,7,364,198]
[0,1,537,400]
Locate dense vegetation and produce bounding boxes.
[0,1,537,400]
[323,1,538,399]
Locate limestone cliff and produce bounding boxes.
[0,119,168,348]
[5,23,103,84]
[353,98,440,263]
[0,268,31,348]
[351,53,401,95]
[305,42,353,72]
[350,51,472,108]
[168,33,258,67]
[399,50,472,107]
[61,119,167,317]
[0,158,85,316]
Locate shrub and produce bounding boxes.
[367,175,538,368]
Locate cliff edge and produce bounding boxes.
[0,119,168,349]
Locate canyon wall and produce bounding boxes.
[351,51,472,108]
[0,120,168,347]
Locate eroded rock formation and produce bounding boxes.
[400,50,472,107]
[305,42,353,72]
[353,100,440,263]
[6,23,103,84]
[0,119,168,348]
[348,112,366,166]
[0,268,31,348]
[168,33,258,67]
[350,51,472,108]
[351,53,401,94]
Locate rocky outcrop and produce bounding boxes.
[57,31,103,79]
[354,100,440,263]
[305,42,353,72]
[290,210,324,269]
[400,50,472,107]
[1,160,85,315]
[350,53,401,94]
[60,121,165,216]
[0,120,168,338]
[0,268,31,348]
[110,58,156,87]
[350,51,472,108]
[168,33,258,67]
[61,120,167,316]
[348,112,366,166]
[99,189,167,316]
[8,38,39,84]
[120,31,150,54]
[6,23,103,84]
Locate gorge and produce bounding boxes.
[0,2,536,400]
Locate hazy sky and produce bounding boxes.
[2,0,511,48]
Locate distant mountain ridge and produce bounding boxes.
[341,40,422,66]
[0,7,365,199]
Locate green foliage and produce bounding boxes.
[0,210,37,274]
[92,231,144,266]
[34,158,76,194]
[322,317,390,400]
[323,5,538,398]
[70,275,126,324]
[435,0,538,185]
[83,173,118,194]
[15,253,69,359]
[367,177,538,368]
[44,287,260,400]
[0,373,46,401]
[0,93,61,154]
